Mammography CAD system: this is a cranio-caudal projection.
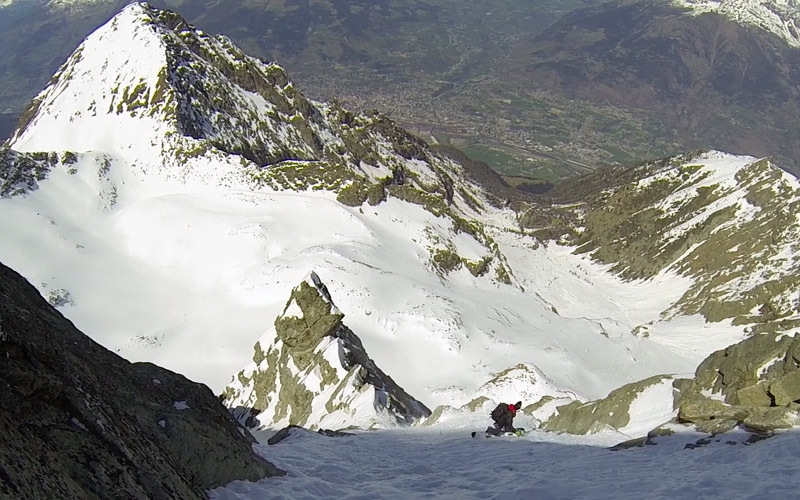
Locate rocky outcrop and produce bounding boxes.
[541,375,674,435]
[540,332,800,439]
[675,332,800,433]
[0,148,58,197]
[266,425,354,445]
[223,271,431,431]
[0,260,283,500]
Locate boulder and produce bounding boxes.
[742,406,800,432]
[734,384,772,407]
[769,371,800,406]
[267,425,354,445]
[678,394,748,421]
[694,332,800,403]
[677,395,748,434]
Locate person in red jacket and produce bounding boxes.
[486,401,522,436]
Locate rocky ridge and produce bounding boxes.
[521,151,800,332]
[224,271,431,430]
[538,329,800,443]
[0,259,283,499]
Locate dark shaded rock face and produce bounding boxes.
[0,261,283,500]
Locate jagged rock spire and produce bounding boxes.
[223,271,431,430]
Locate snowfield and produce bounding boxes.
[0,3,752,409]
[0,152,736,404]
[210,425,800,500]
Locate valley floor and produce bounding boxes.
[209,425,798,500]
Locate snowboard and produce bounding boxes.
[471,429,526,438]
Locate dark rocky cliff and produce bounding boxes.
[0,261,283,500]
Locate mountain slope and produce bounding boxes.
[1,3,570,407]
[5,1,800,179]
[520,151,800,334]
[7,2,511,219]
[2,2,800,438]
[505,0,800,174]
[675,0,800,48]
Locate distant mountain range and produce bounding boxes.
[504,0,800,176]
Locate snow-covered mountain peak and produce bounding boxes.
[7,2,326,180]
[9,2,172,159]
[673,0,800,47]
[6,2,501,222]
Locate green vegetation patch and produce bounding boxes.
[431,248,463,275]
[251,160,360,193]
[387,184,449,215]
[275,362,314,426]
[236,346,280,411]
[463,256,492,277]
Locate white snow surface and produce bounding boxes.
[674,0,800,48]
[10,3,173,160]
[0,151,723,404]
[208,425,800,500]
[1,147,750,409]
[618,377,678,436]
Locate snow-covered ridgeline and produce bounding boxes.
[673,0,800,48]
[9,3,172,159]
